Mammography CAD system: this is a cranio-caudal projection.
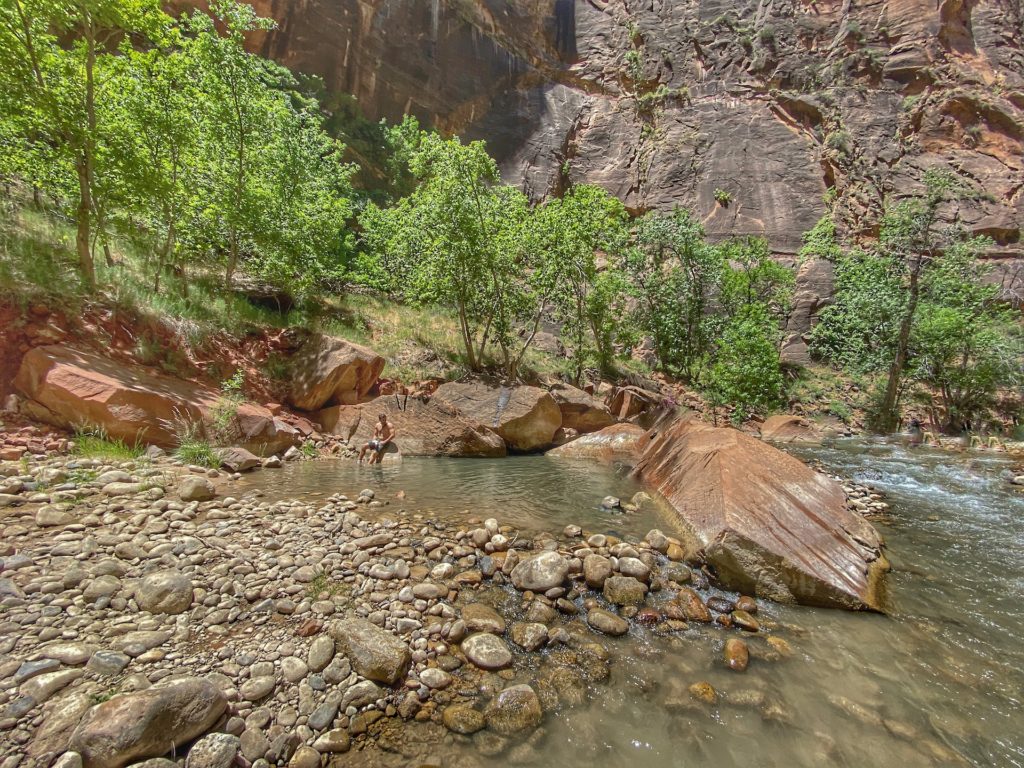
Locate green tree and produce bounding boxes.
[705,303,785,421]
[624,208,724,381]
[528,184,630,382]
[0,0,167,288]
[359,132,528,372]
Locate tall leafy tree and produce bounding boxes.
[0,0,166,288]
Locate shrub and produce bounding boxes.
[704,305,784,420]
[73,426,145,460]
[713,188,733,206]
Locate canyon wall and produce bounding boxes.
[174,0,1024,349]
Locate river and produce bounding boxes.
[233,443,1024,767]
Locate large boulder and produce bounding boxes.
[546,423,645,462]
[509,552,569,592]
[632,417,887,610]
[315,394,505,457]
[69,677,227,768]
[548,383,615,434]
[135,570,193,615]
[14,346,298,456]
[433,382,561,451]
[606,385,662,422]
[329,618,411,685]
[287,335,385,411]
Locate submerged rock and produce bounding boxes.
[484,684,543,735]
[461,633,513,670]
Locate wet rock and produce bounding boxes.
[69,677,227,768]
[288,745,321,768]
[510,551,569,592]
[419,667,452,689]
[462,633,513,670]
[731,610,760,632]
[178,476,215,502]
[185,733,239,768]
[462,603,507,635]
[723,638,750,672]
[602,575,646,606]
[136,570,193,615]
[688,681,718,705]
[510,622,548,652]
[666,587,712,623]
[219,447,260,473]
[735,595,758,614]
[583,554,612,589]
[311,729,351,753]
[330,618,411,685]
[586,608,629,636]
[484,684,543,736]
[443,705,486,735]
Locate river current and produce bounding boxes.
[235,442,1024,767]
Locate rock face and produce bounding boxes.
[633,418,887,610]
[69,677,227,768]
[14,345,298,456]
[330,619,411,685]
[315,394,506,458]
[433,382,562,452]
[548,383,614,434]
[287,334,385,412]
[546,423,644,462]
[175,0,1023,305]
[759,415,826,444]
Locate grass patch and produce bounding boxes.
[306,569,349,600]
[174,437,222,468]
[73,426,145,460]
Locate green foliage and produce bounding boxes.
[300,440,318,459]
[705,304,785,420]
[208,369,244,443]
[174,438,221,468]
[0,0,355,295]
[825,129,852,156]
[811,251,905,372]
[713,188,733,206]
[624,49,645,82]
[72,425,145,460]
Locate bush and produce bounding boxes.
[713,188,733,206]
[73,425,146,460]
[704,305,784,420]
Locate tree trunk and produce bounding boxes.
[876,267,920,433]
[75,159,96,289]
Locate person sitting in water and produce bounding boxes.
[359,413,395,465]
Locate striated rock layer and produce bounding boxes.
[633,417,888,610]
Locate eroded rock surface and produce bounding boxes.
[287,335,385,412]
[433,383,561,452]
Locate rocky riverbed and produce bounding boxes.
[1,447,906,768]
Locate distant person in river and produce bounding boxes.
[359,414,395,465]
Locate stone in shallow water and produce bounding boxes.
[510,552,569,592]
[461,633,512,670]
[586,608,628,636]
[443,705,485,735]
[731,609,760,632]
[583,554,612,588]
[510,622,548,652]
[602,575,647,606]
[723,638,749,672]
[484,684,543,735]
[419,667,452,689]
[461,603,506,635]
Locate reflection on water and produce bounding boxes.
[240,444,1024,767]
[230,456,678,537]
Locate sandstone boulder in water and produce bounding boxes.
[315,394,506,457]
[758,414,826,443]
[69,677,227,768]
[633,417,887,610]
[548,382,615,434]
[433,382,561,451]
[546,423,644,461]
[14,345,298,456]
[286,334,385,411]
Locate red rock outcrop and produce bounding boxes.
[548,383,614,434]
[287,334,385,412]
[315,394,506,458]
[633,417,887,610]
[433,382,561,452]
[546,423,644,463]
[13,346,299,456]
[759,415,827,444]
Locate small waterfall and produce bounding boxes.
[430,0,440,41]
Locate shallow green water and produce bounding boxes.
[240,445,1024,767]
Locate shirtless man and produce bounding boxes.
[359,413,396,464]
